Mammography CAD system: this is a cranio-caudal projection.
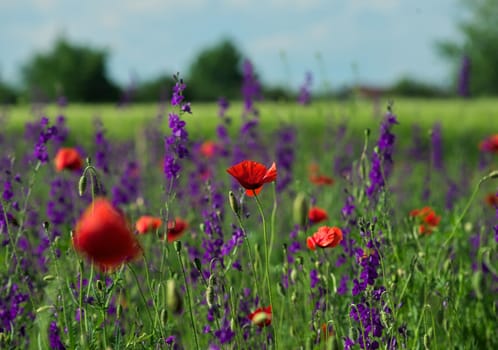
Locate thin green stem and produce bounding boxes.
[253,192,278,349]
[176,248,200,350]
[128,263,155,330]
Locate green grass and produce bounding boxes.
[4,97,498,142]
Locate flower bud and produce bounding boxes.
[78,175,87,196]
[166,279,183,314]
[293,192,309,227]
[174,240,182,252]
[228,191,240,217]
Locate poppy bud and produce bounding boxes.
[293,192,309,228]
[43,275,56,282]
[230,318,236,330]
[166,279,183,314]
[174,240,182,253]
[42,221,50,231]
[36,305,53,313]
[160,308,168,327]
[290,268,298,284]
[194,258,202,272]
[228,191,241,217]
[78,175,87,196]
[277,282,286,297]
[206,285,216,309]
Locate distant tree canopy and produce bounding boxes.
[21,37,120,102]
[388,76,448,98]
[437,0,498,96]
[187,39,244,101]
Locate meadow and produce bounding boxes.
[0,87,497,350]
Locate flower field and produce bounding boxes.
[0,76,497,349]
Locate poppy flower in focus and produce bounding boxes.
[307,226,343,251]
[54,147,83,172]
[226,160,277,196]
[309,163,334,185]
[136,216,162,234]
[410,206,441,235]
[167,218,188,242]
[249,305,272,327]
[485,193,498,208]
[73,198,142,272]
[479,134,498,154]
[200,141,218,158]
[308,207,328,225]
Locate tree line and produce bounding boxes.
[0,0,496,104]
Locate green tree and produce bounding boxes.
[437,0,498,95]
[21,37,120,102]
[187,39,244,101]
[134,74,175,102]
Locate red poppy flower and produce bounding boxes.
[307,226,343,251]
[200,141,218,158]
[410,206,440,235]
[226,160,277,196]
[485,193,498,208]
[479,134,498,154]
[308,163,334,185]
[73,198,142,271]
[248,305,272,327]
[54,147,83,172]
[308,207,328,225]
[167,218,188,242]
[136,216,162,234]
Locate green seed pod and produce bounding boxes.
[174,240,182,252]
[43,275,56,282]
[277,282,286,297]
[36,305,53,313]
[293,192,309,227]
[96,280,105,291]
[78,175,87,196]
[160,308,168,327]
[290,268,298,284]
[166,279,183,314]
[206,285,215,308]
[194,258,202,272]
[228,191,241,217]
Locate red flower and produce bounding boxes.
[307,226,343,250]
[136,216,162,234]
[167,218,188,242]
[73,198,142,272]
[200,141,218,158]
[308,207,328,225]
[479,134,498,154]
[485,193,498,208]
[248,305,272,327]
[410,206,440,235]
[226,160,277,196]
[54,147,83,172]
[309,163,334,185]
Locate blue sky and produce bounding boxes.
[0,0,464,90]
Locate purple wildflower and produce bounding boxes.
[457,55,471,98]
[297,71,312,105]
[241,59,262,116]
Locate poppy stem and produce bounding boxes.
[176,245,200,350]
[127,263,155,334]
[253,192,279,348]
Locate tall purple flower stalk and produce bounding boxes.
[111,161,140,207]
[366,111,398,200]
[297,71,312,105]
[241,59,262,116]
[275,126,296,192]
[457,55,471,98]
[164,76,191,180]
[94,119,111,175]
[33,116,58,164]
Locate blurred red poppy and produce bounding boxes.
[308,207,328,225]
[410,206,440,235]
[167,218,188,242]
[136,216,162,234]
[249,305,272,327]
[226,160,277,196]
[200,141,218,158]
[485,193,498,208]
[479,134,498,154]
[309,162,334,185]
[54,147,83,172]
[73,198,142,271]
[307,226,343,250]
